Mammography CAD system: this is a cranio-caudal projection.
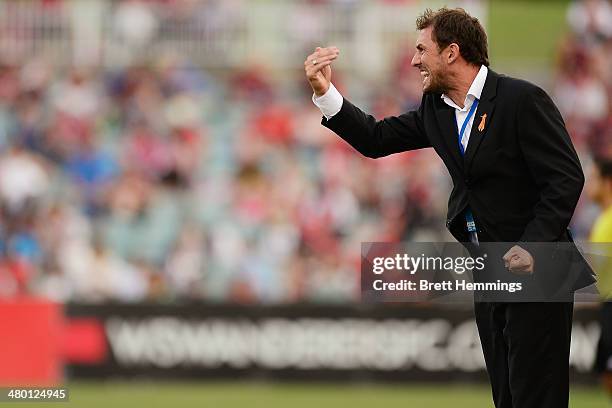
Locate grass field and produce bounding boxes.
[4,382,609,408]
[489,0,571,67]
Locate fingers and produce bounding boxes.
[505,255,530,275]
[304,53,338,69]
[304,49,339,67]
[304,57,336,78]
[304,46,339,68]
[502,246,519,266]
[508,256,529,270]
[503,245,534,274]
[309,46,340,61]
[304,46,339,96]
[503,254,516,269]
[502,245,527,263]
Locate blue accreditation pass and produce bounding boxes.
[458,99,480,234]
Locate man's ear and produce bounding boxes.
[447,43,460,64]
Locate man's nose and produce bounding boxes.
[411,53,419,67]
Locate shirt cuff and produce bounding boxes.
[312,83,343,120]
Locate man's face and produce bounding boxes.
[411,26,451,94]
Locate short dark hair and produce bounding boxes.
[416,7,489,67]
[594,156,612,179]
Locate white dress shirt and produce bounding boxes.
[312,65,489,152]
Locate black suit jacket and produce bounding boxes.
[321,69,596,292]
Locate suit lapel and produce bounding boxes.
[434,98,464,171]
[463,70,499,171]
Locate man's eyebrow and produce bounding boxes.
[416,43,425,51]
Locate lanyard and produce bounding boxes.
[457,98,479,234]
[458,99,479,156]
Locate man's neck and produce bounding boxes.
[446,65,480,108]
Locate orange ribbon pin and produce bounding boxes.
[478,113,487,132]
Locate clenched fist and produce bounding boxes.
[503,245,535,275]
[304,46,340,97]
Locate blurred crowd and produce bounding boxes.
[0,0,609,304]
[555,0,612,238]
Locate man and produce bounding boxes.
[304,7,596,408]
[587,156,612,397]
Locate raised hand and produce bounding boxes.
[304,46,340,97]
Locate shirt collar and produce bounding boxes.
[441,65,488,111]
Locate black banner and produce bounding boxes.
[65,303,601,383]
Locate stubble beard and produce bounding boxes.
[423,69,453,95]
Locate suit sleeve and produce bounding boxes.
[517,85,585,242]
[321,96,431,158]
